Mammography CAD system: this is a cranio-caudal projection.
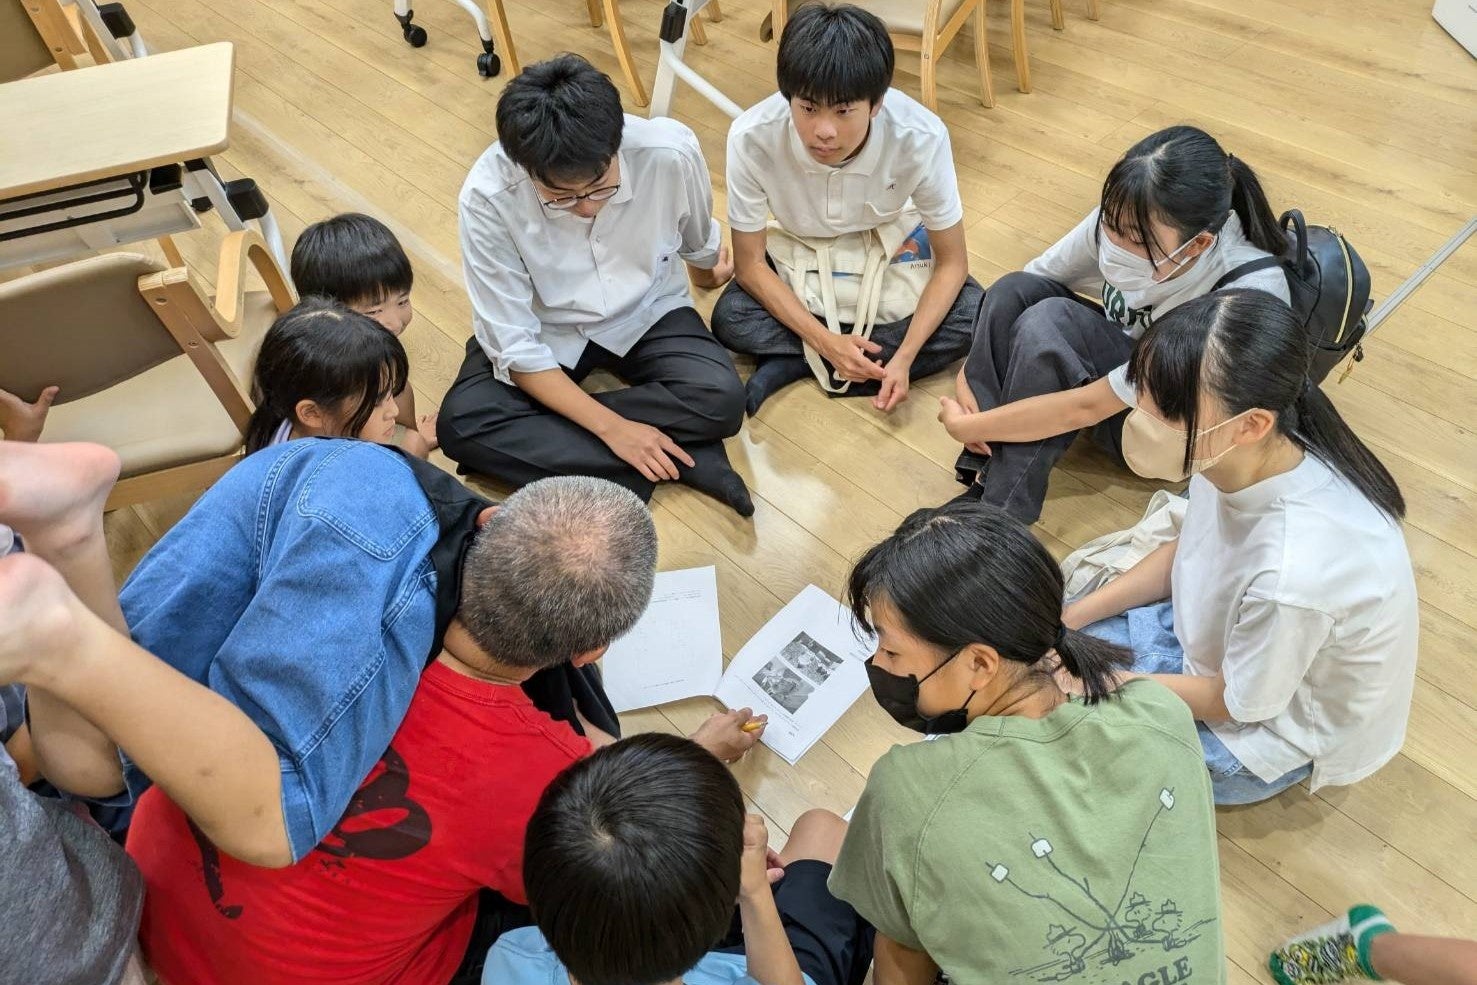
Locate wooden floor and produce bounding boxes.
[100,0,1477,979]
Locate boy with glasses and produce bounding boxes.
[441,55,754,517]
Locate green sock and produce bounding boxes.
[1269,905,1397,985]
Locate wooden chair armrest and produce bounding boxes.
[137,268,255,432]
[214,228,298,331]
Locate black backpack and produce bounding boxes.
[1213,209,1372,383]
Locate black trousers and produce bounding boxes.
[710,272,984,398]
[437,307,746,501]
[957,271,1135,524]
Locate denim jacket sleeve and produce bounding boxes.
[120,441,440,861]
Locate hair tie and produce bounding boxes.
[1055,624,1069,652]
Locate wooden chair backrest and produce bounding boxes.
[0,252,183,403]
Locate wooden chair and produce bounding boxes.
[0,230,297,510]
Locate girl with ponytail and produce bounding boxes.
[940,125,1292,525]
[828,499,1224,984]
[1067,289,1418,806]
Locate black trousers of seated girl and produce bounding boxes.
[943,125,1293,523]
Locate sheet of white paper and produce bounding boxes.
[715,584,875,765]
[600,566,723,714]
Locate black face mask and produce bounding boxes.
[865,652,977,736]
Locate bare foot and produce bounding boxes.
[0,386,59,442]
[417,413,439,452]
[0,553,83,685]
[0,442,120,550]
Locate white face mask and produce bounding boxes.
[1097,228,1208,294]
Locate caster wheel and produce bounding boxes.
[403,23,428,46]
[477,51,501,77]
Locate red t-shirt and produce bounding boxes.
[127,661,590,985]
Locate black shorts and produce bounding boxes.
[714,859,875,985]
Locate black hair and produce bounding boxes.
[1127,289,1405,519]
[848,501,1130,704]
[289,213,413,307]
[524,733,744,985]
[496,53,625,188]
[777,3,894,107]
[244,297,409,454]
[1099,125,1285,264]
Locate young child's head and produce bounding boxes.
[496,54,625,220]
[524,733,745,985]
[245,298,409,454]
[777,3,893,167]
[290,213,415,335]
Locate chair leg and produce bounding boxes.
[1011,0,1030,92]
[705,0,723,21]
[601,0,649,107]
[973,2,995,107]
[484,0,520,74]
[586,0,603,27]
[1085,0,1099,20]
[690,12,708,44]
[919,33,940,111]
[1049,0,1064,30]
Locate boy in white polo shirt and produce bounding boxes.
[713,3,983,416]
[440,55,753,516]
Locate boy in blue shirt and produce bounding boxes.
[484,733,873,985]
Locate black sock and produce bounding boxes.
[743,356,810,417]
[681,443,755,518]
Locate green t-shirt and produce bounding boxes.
[829,681,1223,985]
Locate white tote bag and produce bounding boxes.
[767,212,933,393]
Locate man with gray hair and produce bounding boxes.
[13,440,763,985]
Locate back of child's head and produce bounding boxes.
[496,54,625,188]
[290,213,413,308]
[524,733,745,985]
[777,3,894,107]
[244,297,409,453]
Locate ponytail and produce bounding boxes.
[1226,154,1286,257]
[849,500,1130,707]
[1056,627,1131,706]
[1101,125,1284,264]
[1286,381,1405,519]
[1132,290,1405,520]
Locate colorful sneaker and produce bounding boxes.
[1269,905,1396,985]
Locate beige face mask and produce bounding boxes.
[1121,407,1251,482]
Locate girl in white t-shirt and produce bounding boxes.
[1064,289,1417,805]
[940,125,1291,523]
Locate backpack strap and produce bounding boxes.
[1212,255,1286,292]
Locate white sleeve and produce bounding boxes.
[1218,597,1335,723]
[1106,364,1136,407]
[725,124,771,234]
[675,134,721,268]
[458,196,559,383]
[1224,265,1292,306]
[1024,209,1108,295]
[913,130,965,231]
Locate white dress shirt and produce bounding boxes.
[459,115,722,382]
[725,89,965,237]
